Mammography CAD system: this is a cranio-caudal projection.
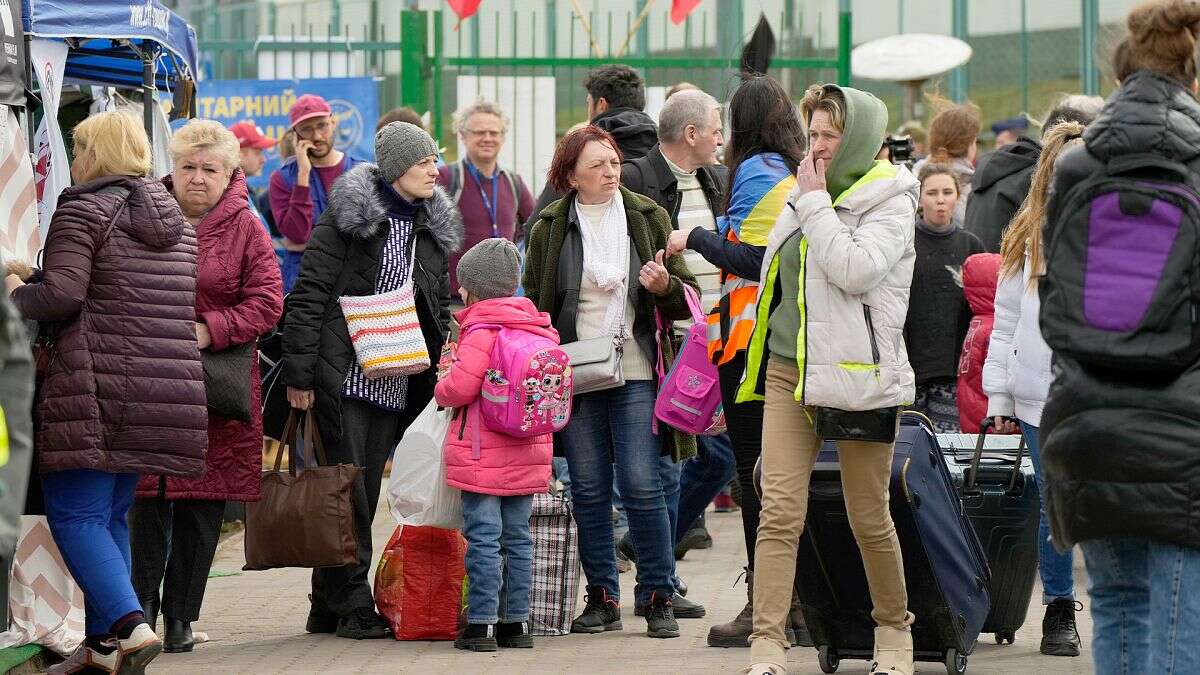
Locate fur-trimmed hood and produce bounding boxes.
[323,162,463,254]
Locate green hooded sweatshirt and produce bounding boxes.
[767,85,890,359]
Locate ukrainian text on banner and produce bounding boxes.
[195,78,378,191]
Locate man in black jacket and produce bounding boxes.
[528,65,659,225]
[966,96,1105,251]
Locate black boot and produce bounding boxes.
[497,620,533,648]
[163,618,194,653]
[635,592,705,618]
[675,514,714,560]
[642,591,680,639]
[571,586,622,633]
[1041,599,1082,656]
[305,593,338,634]
[335,607,391,640]
[790,588,813,647]
[454,623,498,652]
[139,596,159,633]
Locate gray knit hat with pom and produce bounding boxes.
[375,121,439,183]
[456,238,522,300]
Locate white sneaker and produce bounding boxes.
[871,625,915,675]
[744,662,787,675]
[115,623,162,674]
[47,643,118,674]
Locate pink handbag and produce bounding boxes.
[654,285,725,435]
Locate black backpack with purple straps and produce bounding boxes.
[1040,153,1200,373]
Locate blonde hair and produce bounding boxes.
[999,121,1086,288]
[452,98,510,137]
[71,112,152,181]
[799,84,846,132]
[926,94,982,163]
[168,119,241,171]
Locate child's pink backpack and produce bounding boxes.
[469,325,573,437]
[654,286,724,435]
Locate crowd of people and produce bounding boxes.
[5,0,1200,673]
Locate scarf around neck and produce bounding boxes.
[574,193,629,335]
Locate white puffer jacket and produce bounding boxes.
[983,258,1052,426]
[737,161,920,410]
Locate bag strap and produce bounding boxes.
[272,410,301,474]
[302,412,329,466]
[1107,153,1192,184]
[271,410,329,475]
[449,160,465,204]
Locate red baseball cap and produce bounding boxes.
[228,121,276,150]
[289,94,333,130]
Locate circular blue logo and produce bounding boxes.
[329,99,364,153]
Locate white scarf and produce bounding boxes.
[575,194,629,336]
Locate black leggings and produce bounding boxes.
[719,353,764,571]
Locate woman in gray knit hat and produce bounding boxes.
[282,121,463,639]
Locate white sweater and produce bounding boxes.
[982,259,1053,426]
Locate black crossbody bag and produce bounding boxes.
[812,406,900,444]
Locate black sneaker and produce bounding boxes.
[335,607,391,640]
[570,586,622,634]
[497,621,534,648]
[1041,598,1083,657]
[643,591,680,638]
[455,623,498,652]
[306,595,338,634]
[635,592,705,619]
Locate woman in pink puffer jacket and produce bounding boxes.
[434,239,555,652]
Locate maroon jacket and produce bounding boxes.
[137,171,283,501]
[12,176,207,476]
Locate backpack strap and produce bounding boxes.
[505,171,521,222]
[449,160,465,204]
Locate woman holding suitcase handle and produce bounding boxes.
[984,121,1087,659]
[737,83,920,675]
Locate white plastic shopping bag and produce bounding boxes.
[387,399,462,529]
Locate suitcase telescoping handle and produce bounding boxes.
[965,418,1026,494]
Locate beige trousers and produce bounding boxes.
[749,359,914,666]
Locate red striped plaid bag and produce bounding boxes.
[339,270,430,378]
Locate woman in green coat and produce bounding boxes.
[523,125,697,640]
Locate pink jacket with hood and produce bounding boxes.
[434,297,555,496]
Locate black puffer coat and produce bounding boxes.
[964,137,1040,252]
[1039,70,1200,552]
[282,164,462,449]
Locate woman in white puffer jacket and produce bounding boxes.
[982,121,1082,659]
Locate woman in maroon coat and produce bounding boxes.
[129,120,283,653]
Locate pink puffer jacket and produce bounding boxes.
[434,297,554,496]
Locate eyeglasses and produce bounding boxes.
[295,119,333,140]
[463,128,504,139]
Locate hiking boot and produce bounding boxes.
[676,515,714,560]
[676,577,689,597]
[571,586,622,633]
[496,620,534,648]
[454,623,498,652]
[305,595,338,634]
[871,625,914,675]
[1041,599,1082,657]
[790,589,813,647]
[162,618,194,653]
[335,607,391,640]
[642,591,680,638]
[617,534,638,563]
[708,568,753,648]
[635,592,705,618]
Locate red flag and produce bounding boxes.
[447,0,481,29]
[671,0,702,25]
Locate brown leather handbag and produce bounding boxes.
[243,411,360,570]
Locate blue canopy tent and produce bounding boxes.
[21,0,199,145]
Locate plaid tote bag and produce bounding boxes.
[528,491,581,636]
[338,246,430,379]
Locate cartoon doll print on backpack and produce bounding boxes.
[477,326,573,436]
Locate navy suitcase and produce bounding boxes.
[939,421,1040,645]
[794,413,990,675]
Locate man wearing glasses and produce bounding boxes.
[437,99,534,303]
[269,94,369,292]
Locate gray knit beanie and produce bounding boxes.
[375,121,439,183]
[457,238,522,300]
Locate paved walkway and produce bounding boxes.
[155,504,1093,674]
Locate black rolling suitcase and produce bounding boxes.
[794,412,990,675]
[939,420,1040,645]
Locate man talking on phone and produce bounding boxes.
[269,94,369,292]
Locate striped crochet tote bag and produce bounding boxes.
[339,258,431,379]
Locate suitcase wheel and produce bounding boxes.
[817,645,839,674]
[994,631,1016,645]
[944,648,967,674]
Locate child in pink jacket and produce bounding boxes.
[434,239,555,652]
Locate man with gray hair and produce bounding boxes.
[437,98,534,302]
[966,94,1105,251]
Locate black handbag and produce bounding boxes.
[202,341,256,423]
[812,406,900,443]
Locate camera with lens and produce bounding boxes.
[885,134,915,165]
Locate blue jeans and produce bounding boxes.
[1082,537,1200,675]
[42,470,142,637]
[1021,421,1075,603]
[675,432,736,545]
[559,381,674,606]
[460,491,534,624]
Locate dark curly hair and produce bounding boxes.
[583,64,645,113]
